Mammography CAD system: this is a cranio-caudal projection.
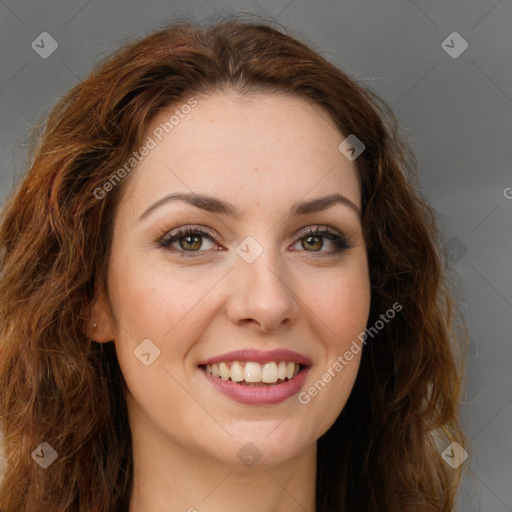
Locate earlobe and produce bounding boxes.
[84,290,115,343]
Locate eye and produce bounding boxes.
[158,226,217,256]
[157,225,353,258]
[291,226,352,254]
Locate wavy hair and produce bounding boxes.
[0,13,469,512]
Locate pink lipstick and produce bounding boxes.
[198,348,312,405]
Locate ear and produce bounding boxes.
[83,283,115,343]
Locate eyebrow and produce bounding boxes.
[137,191,361,223]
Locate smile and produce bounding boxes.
[200,361,303,386]
[198,348,311,404]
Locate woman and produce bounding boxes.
[0,14,469,512]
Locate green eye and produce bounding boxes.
[159,227,215,255]
[294,227,352,253]
[158,225,352,258]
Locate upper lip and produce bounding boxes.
[198,349,312,367]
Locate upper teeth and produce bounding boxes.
[204,361,301,383]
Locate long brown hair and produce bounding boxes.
[0,13,469,511]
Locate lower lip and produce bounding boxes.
[201,367,310,405]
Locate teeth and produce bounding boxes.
[277,361,287,380]
[244,362,261,382]
[230,361,244,382]
[261,362,278,383]
[286,362,295,379]
[219,362,230,381]
[203,360,302,384]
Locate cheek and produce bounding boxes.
[107,252,219,337]
[296,262,369,426]
[304,264,371,344]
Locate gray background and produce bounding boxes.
[0,0,511,510]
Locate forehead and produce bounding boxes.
[118,92,361,221]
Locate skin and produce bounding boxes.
[87,91,371,511]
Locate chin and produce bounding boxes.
[203,422,314,468]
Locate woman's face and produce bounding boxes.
[96,92,370,467]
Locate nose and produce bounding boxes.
[225,244,300,333]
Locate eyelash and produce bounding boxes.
[157,225,353,258]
